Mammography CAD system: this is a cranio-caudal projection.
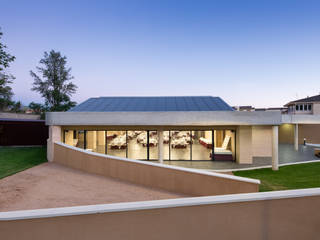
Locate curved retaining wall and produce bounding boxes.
[53,142,259,196]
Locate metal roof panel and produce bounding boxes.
[69,96,233,112]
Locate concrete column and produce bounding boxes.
[158,130,164,164]
[87,131,97,150]
[236,126,253,164]
[294,124,299,151]
[65,130,74,146]
[47,126,62,162]
[272,126,279,171]
[97,131,106,146]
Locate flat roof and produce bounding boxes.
[46,111,282,126]
[0,118,45,123]
[69,96,234,112]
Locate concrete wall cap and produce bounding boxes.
[1,188,320,221]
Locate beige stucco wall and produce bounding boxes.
[47,126,62,162]
[236,126,253,164]
[299,124,320,144]
[53,143,259,196]
[1,195,319,240]
[279,124,320,144]
[252,126,272,157]
[312,103,320,114]
[279,124,295,144]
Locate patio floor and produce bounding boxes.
[163,144,319,170]
[0,162,187,212]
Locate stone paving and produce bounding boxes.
[163,144,319,170]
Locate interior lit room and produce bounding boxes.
[63,129,235,161]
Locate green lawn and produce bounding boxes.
[0,146,47,179]
[234,162,320,192]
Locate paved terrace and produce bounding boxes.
[164,144,319,170]
[0,163,187,211]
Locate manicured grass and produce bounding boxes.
[0,146,47,179]
[234,162,320,192]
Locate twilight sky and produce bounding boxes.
[1,0,320,108]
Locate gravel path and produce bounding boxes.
[0,162,187,211]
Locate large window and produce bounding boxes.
[63,128,236,161]
[192,130,211,160]
[63,130,82,148]
[127,131,147,160]
[106,131,126,158]
[149,131,159,160]
[170,131,191,160]
[214,130,235,161]
[163,131,170,160]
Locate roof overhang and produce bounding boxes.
[46,111,281,126]
[282,114,320,124]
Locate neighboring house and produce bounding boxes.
[0,112,46,146]
[0,112,40,120]
[280,94,320,149]
[0,118,48,146]
[285,94,320,115]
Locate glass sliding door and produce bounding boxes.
[170,131,191,160]
[192,130,212,160]
[214,130,235,161]
[85,130,98,152]
[62,128,236,162]
[163,131,170,160]
[106,131,126,158]
[149,131,158,160]
[76,130,85,149]
[63,130,82,148]
[127,131,147,160]
[95,131,106,154]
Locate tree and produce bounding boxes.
[28,101,45,114]
[10,100,22,113]
[28,101,47,119]
[0,28,15,111]
[30,50,77,112]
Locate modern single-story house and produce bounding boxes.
[46,96,283,170]
[45,95,320,170]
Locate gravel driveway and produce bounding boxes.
[0,162,187,211]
